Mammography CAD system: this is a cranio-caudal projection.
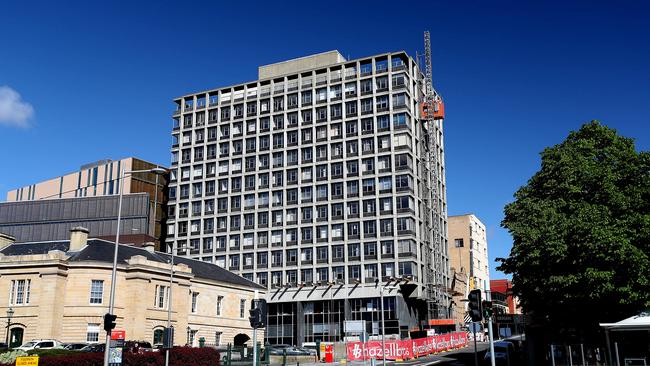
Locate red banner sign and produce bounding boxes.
[346,332,468,361]
[111,330,126,340]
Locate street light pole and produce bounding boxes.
[165,242,175,366]
[103,166,167,366]
[486,291,496,366]
[103,165,126,366]
[380,285,386,366]
[5,308,14,347]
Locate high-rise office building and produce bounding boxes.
[167,50,450,345]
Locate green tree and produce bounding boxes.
[497,121,650,335]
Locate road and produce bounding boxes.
[396,342,490,366]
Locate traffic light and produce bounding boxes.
[482,301,493,319]
[103,313,117,332]
[163,327,174,349]
[249,299,267,329]
[467,289,483,322]
[249,307,261,328]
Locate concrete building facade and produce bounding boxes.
[0,228,263,348]
[3,158,168,248]
[166,50,451,346]
[447,214,489,328]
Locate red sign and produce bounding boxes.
[111,330,126,340]
[346,332,468,361]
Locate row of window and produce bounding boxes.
[9,279,247,324]
[172,113,413,153]
[173,107,413,141]
[170,215,419,243]
[177,88,411,128]
[170,192,417,219]
[154,285,246,318]
[179,239,418,267]
[169,166,415,201]
[177,67,411,111]
[172,136,413,172]
[239,262,418,287]
[173,153,409,182]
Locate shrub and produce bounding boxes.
[0,347,220,366]
[28,349,80,357]
[0,349,27,365]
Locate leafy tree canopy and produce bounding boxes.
[498,121,650,333]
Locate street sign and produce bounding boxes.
[495,314,515,323]
[109,347,123,366]
[109,330,126,366]
[16,356,39,366]
[344,320,364,333]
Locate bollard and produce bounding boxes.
[264,342,271,365]
[226,344,232,366]
[283,348,287,366]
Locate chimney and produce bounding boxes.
[69,227,89,251]
[143,242,155,253]
[0,233,15,251]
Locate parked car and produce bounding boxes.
[63,342,88,351]
[484,341,516,366]
[270,346,312,356]
[15,339,62,351]
[80,343,105,353]
[124,341,154,354]
[298,347,317,356]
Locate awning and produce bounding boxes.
[600,312,650,331]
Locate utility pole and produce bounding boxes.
[380,285,386,366]
[252,290,258,366]
[486,292,496,366]
[472,322,479,366]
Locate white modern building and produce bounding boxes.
[166,50,451,345]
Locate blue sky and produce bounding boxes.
[1,1,648,279]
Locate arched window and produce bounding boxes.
[153,328,164,346]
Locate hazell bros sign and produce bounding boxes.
[346,332,468,361]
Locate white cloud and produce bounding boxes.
[0,86,34,127]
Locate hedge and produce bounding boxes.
[0,347,219,366]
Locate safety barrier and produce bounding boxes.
[346,332,468,361]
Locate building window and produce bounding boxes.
[240,299,246,318]
[153,328,164,346]
[87,323,100,343]
[89,280,104,304]
[9,279,31,305]
[217,296,224,316]
[188,329,198,346]
[454,238,464,248]
[191,292,199,313]
[154,285,168,309]
[215,332,222,346]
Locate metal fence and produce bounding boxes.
[549,344,609,366]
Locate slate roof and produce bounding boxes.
[1,239,264,290]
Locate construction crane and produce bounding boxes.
[420,30,448,322]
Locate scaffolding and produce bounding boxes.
[420,31,451,321]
